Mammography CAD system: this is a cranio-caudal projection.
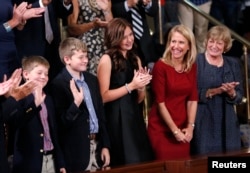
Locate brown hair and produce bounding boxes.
[104,18,138,71]
[58,37,88,64]
[22,55,50,72]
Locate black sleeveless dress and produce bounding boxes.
[104,59,154,166]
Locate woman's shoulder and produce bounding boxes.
[155,58,169,66]
[196,53,205,61]
[152,58,171,74]
[223,55,241,63]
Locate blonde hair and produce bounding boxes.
[162,24,197,72]
[58,37,88,64]
[22,55,50,72]
[204,25,233,52]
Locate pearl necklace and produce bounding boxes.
[205,51,223,67]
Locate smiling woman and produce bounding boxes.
[147,24,198,160]
[191,25,244,156]
[97,18,154,166]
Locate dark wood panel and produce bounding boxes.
[73,148,250,173]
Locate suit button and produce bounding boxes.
[40,133,44,137]
[87,119,89,123]
[40,149,44,153]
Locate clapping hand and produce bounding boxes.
[33,85,46,107]
[0,75,13,96]
[69,79,83,107]
[4,69,36,101]
[220,81,239,96]
[138,67,152,89]
[93,18,108,28]
[13,2,28,24]
[131,67,152,90]
[23,7,45,21]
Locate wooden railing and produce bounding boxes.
[72,148,250,173]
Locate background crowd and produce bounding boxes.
[1,0,250,173]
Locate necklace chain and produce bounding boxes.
[205,51,223,67]
[170,60,184,73]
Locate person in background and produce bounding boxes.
[147,24,198,160]
[209,0,242,31]
[111,0,159,65]
[97,18,154,166]
[191,25,244,155]
[13,0,73,80]
[0,69,36,173]
[7,56,66,173]
[209,0,242,57]
[67,0,113,75]
[153,0,180,59]
[241,0,250,41]
[1,2,45,166]
[177,0,212,53]
[0,0,44,81]
[51,37,110,172]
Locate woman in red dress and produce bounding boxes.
[147,24,198,160]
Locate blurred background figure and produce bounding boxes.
[13,0,73,80]
[178,0,212,53]
[209,0,242,57]
[210,0,242,31]
[153,0,180,61]
[240,0,250,41]
[111,0,159,66]
[0,0,44,81]
[67,0,113,76]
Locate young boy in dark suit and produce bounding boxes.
[8,56,66,173]
[51,37,110,172]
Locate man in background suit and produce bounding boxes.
[13,0,72,80]
[111,0,159,66]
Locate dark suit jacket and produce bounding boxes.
[0,120,9,173]
[111,0,159,64]
[12,0,72,79]
[51,68,110,172]
[2,94,65,173]
[0,97,20,173]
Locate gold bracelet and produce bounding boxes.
[188,122,195,128]
[173,129,180,136]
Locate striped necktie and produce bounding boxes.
[44,7,54,44]
[131,6,144,39]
